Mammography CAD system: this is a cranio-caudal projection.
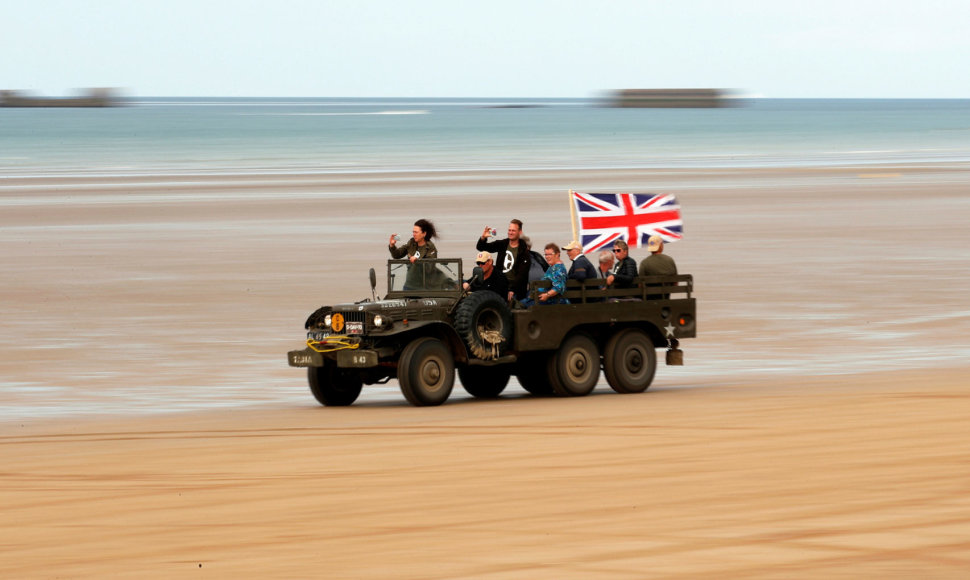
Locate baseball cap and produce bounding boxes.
[475,251,492,263]
[647,235,663,252]
[563,240,582,251]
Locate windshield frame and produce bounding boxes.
[384,258,464,299]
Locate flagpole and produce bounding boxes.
[568,189,578,244]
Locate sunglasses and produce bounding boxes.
[612,248,624,253]
[476,261,488,265]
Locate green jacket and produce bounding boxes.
[389,239,438,261]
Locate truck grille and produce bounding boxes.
[336,311,366,324]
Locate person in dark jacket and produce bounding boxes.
[476,219,531,301]
[520,235,549,285]
[606,239,637,289]
[463,251,509,297]
[563,240,598,282]
[389,218,438,291]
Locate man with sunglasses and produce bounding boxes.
[463,251,509,297]
[605,239,638,289]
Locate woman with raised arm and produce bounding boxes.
[389,218,438,262]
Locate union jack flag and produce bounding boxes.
[570,191,683,254]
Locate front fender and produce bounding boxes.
[379,321,469,364]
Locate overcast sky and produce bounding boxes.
[3,0,969,98]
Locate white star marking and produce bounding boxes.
[503,252,514,273]
[665,323,676,337]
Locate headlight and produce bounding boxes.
[373,314,384,327]
[323,314,332,328]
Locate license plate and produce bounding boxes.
[345,321,364,335]
[288,349,323,367]
[337,350,378,368]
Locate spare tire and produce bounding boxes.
[454,291,513,360]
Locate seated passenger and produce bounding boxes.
[638,235,678,276]
[606,239,637,289]
[639,235,678,299]
[564,240,598,282]
[597,250,614,281]
[520,243,570,306]
[463,251,509,297]
[521,235,549,285]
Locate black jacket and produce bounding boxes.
[567,254,598,281]
[612,256,638,288]
[465,269,509,297]
[476,237,531,298]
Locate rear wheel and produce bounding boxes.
[398,337,455,406]
[458,365,511,398]
[515,352,554,395]
[603,328,656,393]
[548,333,600,397]
[308,364,363,406]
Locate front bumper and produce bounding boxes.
[287,347,380,368]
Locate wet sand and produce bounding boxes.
[3,369,970,578]
[2,164,970,576]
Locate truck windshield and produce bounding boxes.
[388,259,462,294]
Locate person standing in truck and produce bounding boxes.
[389,219,438,290]
[476,219,531,302]
[389,218,438,262]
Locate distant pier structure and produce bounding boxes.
[607,89,735,108]
[0,88,121,108]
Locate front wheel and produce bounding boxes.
[548,333,600,397]
[603,328,656,393]
[398,337,455,406]
[308,364,363,406]
[458,365,511,398]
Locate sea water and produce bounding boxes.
[3,97,970,177]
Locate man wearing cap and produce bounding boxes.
[638,235,678,277]
[564,241,598,282]
[463,251,509,297]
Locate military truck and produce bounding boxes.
[287,258,695,406]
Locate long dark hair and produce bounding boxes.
[414,218,437,240]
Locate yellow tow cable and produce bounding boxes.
[306,336,360,353]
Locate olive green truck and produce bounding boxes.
[288,258,695,406]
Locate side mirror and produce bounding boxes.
[369,268,377,301]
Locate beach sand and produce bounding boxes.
[2,165,970,577]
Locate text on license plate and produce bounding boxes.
[345,321,363,334]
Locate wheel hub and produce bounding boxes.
[626,350,643,373]
[421,359,442,390]
[568,351,590,380]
